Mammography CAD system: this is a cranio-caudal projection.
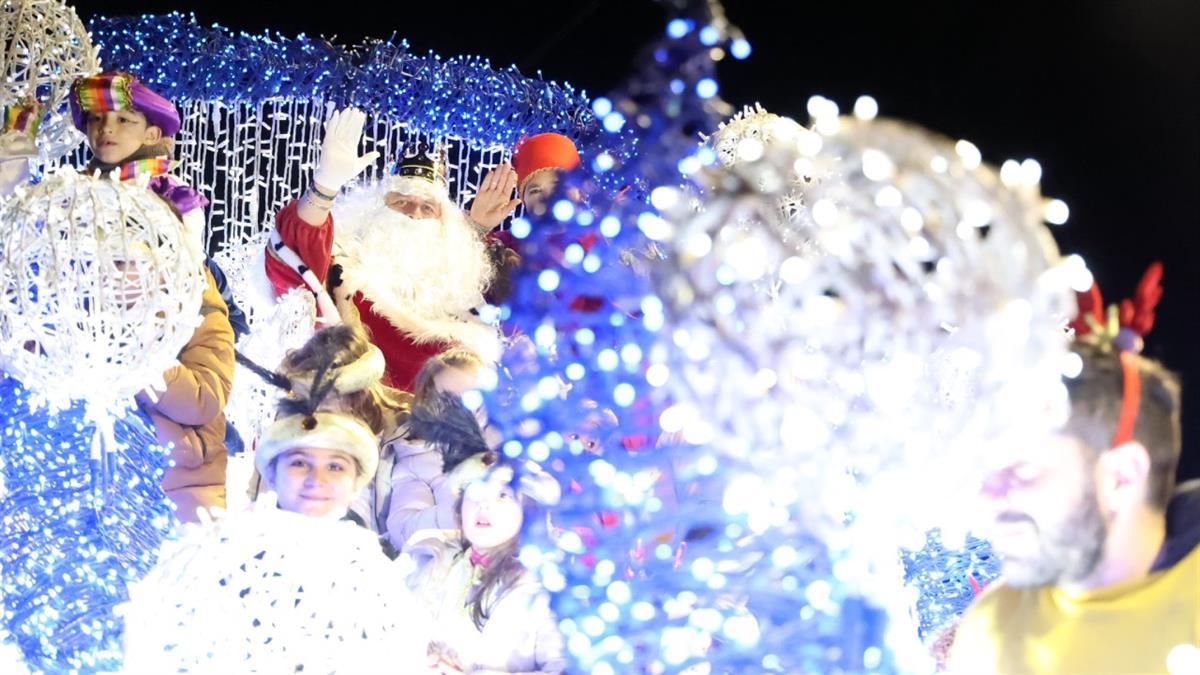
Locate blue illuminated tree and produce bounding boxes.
[485,4,892,672]
[0,377,175,673]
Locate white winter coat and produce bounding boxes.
[403,530,566,674]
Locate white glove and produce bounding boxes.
[312,107,379,193]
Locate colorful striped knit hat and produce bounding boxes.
[69,71,181,137]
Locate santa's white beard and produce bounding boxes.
[333,195,494,322]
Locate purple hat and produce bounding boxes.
[69,71,181,137]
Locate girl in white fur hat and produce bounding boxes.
[240,325,394,520]
[254,410,380,520]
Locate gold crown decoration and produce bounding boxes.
[395,140,447,185]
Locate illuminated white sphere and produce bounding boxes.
[658,111,1079,591]
[0,171,205,412]
[0,0,100,161]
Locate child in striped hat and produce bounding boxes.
[69,70,208,260]
[68,70,237,523]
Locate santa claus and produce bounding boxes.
[264,108,501,391]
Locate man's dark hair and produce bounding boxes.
[1064,341,1182,510]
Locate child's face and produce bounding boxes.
[85,110,162,164]
[520,170,561,217]
[270,447,359,518]
[461,478,523,552]
[111,259,145,309]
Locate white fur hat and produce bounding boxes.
[255,412,380,492]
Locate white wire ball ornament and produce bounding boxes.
[701,103,817,249]
[0,171,205,417]
[121,505,428,673]
[656,112,1079,596]
[0,0,100,162]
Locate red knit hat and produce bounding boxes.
[512,133,581,188]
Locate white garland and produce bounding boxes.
[213,229,317,464]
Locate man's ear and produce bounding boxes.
[142,125,163,145]
[1097,441,1152,512]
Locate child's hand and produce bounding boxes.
[469,163,521,230]
[312,107,379,193]
[426,641,466,674]
[250,490,280,513]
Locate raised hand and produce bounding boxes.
[468,163,521,231]
[312,107,380,194]
[427,641,467,674]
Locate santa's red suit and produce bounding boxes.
[264,173,500,391]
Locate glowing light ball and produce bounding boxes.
[0,171,205,419]
[121,504,428,672]
[656,106,1080,630]
[0,0,100,162]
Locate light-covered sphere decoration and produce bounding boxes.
[0,0,100,161]
[0,171,204,413]
[121,507,428,672]
[656,107,1079,597]
[701,103,818,252]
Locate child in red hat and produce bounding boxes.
[463,133,581,304]
[511,132,581,217]
[466,132,581,228]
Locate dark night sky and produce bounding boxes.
[72,0,1200,480]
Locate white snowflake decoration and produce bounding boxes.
[0,0,100,163]
[121,504,429,673]
[0,171,205,419]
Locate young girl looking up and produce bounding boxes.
[406,457,565,674]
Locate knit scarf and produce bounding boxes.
[88,147,209,216]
